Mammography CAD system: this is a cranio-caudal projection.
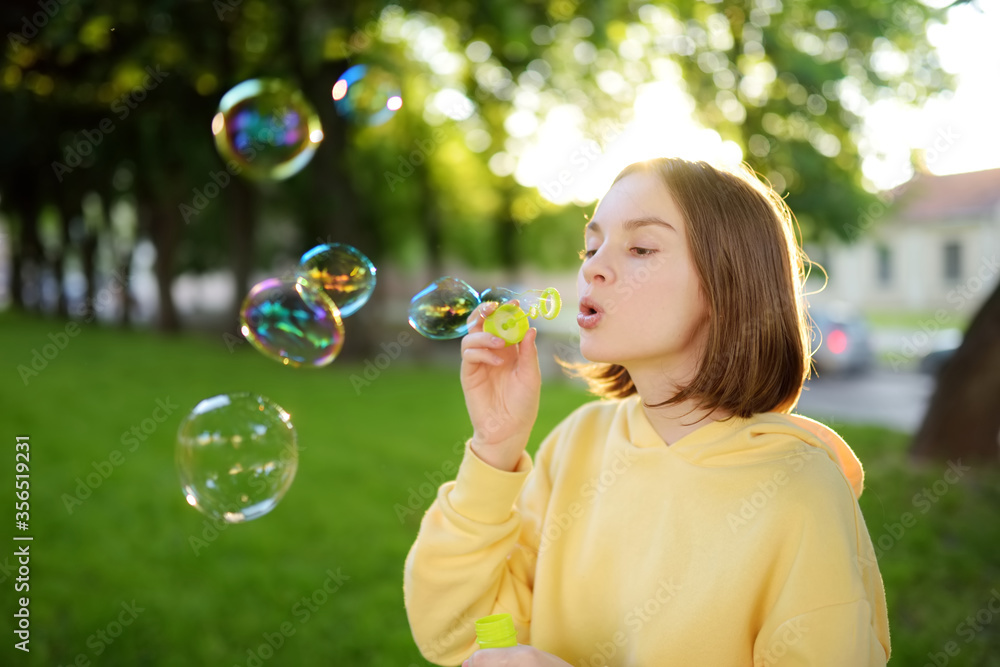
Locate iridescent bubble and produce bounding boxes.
[331,65,403,127]
[240,276,344,367]
[297,243,377,318]
[177,393,297,524]
[212,78,324,181]
[408,277,481,340]
[517,287,562,320]
[479,287,516,305]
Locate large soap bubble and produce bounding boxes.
[331,65,403,127]
[240,276,344,367]
[177,393,297,524]
[408,277,481,340]
[212,78,323,181]
[297,243,377,317]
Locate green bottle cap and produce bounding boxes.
[475,613,518,649]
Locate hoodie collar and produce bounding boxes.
[622,396,865,498]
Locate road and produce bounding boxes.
[795,369,936,434]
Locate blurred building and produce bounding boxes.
[805,167,1000,317]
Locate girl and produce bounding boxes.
[403,158,890,666]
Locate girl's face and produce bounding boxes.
[576,170,710,376]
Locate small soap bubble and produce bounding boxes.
[331,65,403,127]
[176,393,297,524]
[408,277,481,340]
[297,243,377,317]
[479,287,516,305]
[213,78,323,181]
[240,276,344,367]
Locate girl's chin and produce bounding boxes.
[578,343,617,365]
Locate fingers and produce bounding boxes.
[462,347,504,366]
[515,326,542,376]
[466,301,499,333]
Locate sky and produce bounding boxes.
[863,0,1000,188]
[514,0,1000,205]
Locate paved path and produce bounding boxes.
[795,369,935,434]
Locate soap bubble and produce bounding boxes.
[176,393,297,524]
[240,276,344,367]
[297,243,377,317]
[408,277,481,340]
[331,65,403,127]
[479,287,516,305]
[212,78,323,181]
[517,287,562,320]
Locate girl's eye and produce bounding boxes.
[579,249,596,260]
[631,247,657,256]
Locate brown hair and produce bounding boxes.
[565,158,811,418]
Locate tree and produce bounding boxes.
[911,285,1000,462]
[1,0,956,339]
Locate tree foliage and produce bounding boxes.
[0,0,953,331]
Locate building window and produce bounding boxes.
[943,241,962,282]
[876,244,891,286]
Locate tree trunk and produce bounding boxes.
[149,201,181,332]
[81,223,98,321]
[53,198,79,319]
[9,214,25,310]
[911,282,1000,462]
[13,199,42,312]
[228,178,257,326]
[118,250,133,328]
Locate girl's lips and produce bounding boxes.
[577,311,602,329]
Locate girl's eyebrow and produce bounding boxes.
[585,217,677,234]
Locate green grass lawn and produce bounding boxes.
[1,312,998,666]
[863,308,970,332]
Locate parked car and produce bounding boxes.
[807,302,874,375]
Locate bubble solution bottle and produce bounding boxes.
[475,613,518,649]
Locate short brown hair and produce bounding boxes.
[565,158,811,418]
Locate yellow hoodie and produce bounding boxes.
[403,396,890,666]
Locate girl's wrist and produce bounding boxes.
[469,437,527,472]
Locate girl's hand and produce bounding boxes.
[462,645,573,667]
[460,301,541,472]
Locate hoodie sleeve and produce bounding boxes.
[402,428,560,666]
[751,447,890,667]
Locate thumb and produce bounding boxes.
[517,327,540,373]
